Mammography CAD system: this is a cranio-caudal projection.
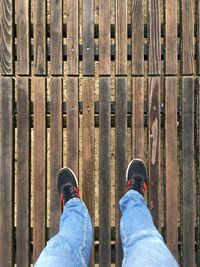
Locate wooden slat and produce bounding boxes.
[165,0,177,75]
[132,0,144,75]
[50,78,62,237]
[82,0,94,76]
[149,0,161,75]
[67,78,79,177]
[34,0,47,75]
[1,0,14,74]
[132,77,144,158]
[17,0,30,75]
[99,78,111,266]
[148,77,160,228]
[0,78,14,267]
[50,0,63,75]
[82,78,95,265]
[182,0,194,75]
[33,78,46,263]
[99,0,111,75]
[116,0,127,75]
[67,0,79,75]
[115,78,127,266]
[182,77,195,266]
[16,77,30,266]
[165,77,179,262]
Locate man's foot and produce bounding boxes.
[126,159,148,196]
[57,167,80,206]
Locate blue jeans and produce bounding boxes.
[35,191,179,267]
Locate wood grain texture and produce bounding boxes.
[17,0,30,75]
[99,0,111,75]
[182,77,195,267]
[116,0,127,75]
[115,78,127,266]
[149,77,160,228]
[165,0,177,74]
[0,78,14,267]
[33,78,46,263]
[82,0,94,76]
[67,78,79,177]
[34,0,47,75]
[99,78,111,266]
[1,0,14,74]
[149,0,161,75]
[50,0,63,75]
[132,0,144,75]
[50,78,62,237]
[67,0,79,75]
[182,0,194,75]
[165,77,179,262]
[132,77,144,159]
[16,77,30,267]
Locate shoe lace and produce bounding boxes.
[62,183,80,204]
[126,176,144,193]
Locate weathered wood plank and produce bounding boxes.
[182,77,195,267]
[99,0,111,75]
[34,0,47,75]
[50,0,63,75]
[67,78,79,177]
[149,0,161,75]
[1,0,14,74]
[132,77,144,159]
[0,78,14,267]
[149,77,160,228]
[132,0,144,75]
[115,78,127,266]
[67,0,79,75]
[116,0,127,75]
[82,0,94,76]
[16,77,30,266]
[17,0,30,75]
[165,77,179,262]
[99,78,111,266]
[50,78,62,237]
[33,78,46,263]
[165,0,177,74]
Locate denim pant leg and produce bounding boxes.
[119,190,179,267]
[35,198,93,267]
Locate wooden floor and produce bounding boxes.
[0,0,200,266]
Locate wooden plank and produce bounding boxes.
[182,0,194,75]
[67,78,79,177]
[99,78,111,266]
[132,0,144,75]
[99,0,111,75]
[67,0,79,75]
[132,77,144,158]
[165,77,179,262]
[115,78,127,266]
[116,0,127,75]
[149,0,161,75]
[165,0,177,74]
[34,0,47,75]
[1,0,14,74]
[0,78,14,266]
[16,77,30,266]
[148,77,160,228]
[17,0,30,75]
[182,77,195,266]
[33,78,46,263]
[82,0,94,76]
[50,0,63,75]
[82,78,95,265]
[50,78,62,237]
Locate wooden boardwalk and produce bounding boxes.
[0,0,199,266]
